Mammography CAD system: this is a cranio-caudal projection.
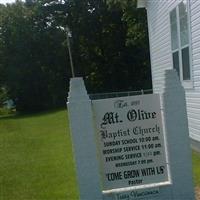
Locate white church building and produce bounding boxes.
[137,0,200,143]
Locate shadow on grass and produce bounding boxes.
[0,107,67,121]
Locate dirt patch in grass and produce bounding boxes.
[196,187,200,200]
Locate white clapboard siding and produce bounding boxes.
[146,0,200,141]
[147,0,177,93]
[186,0,200,141]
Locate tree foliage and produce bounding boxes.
[0,1,68,111]
[0,0,151,112]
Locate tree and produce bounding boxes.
[0,0,151,112]
[0,1,68,111]
[0,87,8,107]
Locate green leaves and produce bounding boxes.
[0,0,151,112]
[0,2,67,111]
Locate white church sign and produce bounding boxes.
[67,70,194,200]
[92,94,170,192]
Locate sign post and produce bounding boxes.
[67,78,102,200]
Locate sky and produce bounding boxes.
[0,0,15,4]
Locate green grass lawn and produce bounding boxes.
[192,150,200,186]
[0,109,200,200]
[0,109,79,200]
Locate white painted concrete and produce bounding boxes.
[159,69,194,199]
[67,71,194,199]
[67,78,102,200]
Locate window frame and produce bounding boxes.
[169,0,193,89]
